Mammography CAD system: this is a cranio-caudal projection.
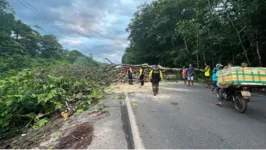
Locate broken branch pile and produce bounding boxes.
[109,63,204,81]
[0,64,118,139]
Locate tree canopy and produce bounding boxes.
[123,0,266,68]
[0,0,99,73]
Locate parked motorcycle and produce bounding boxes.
[216,86,252,113]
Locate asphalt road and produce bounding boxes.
[128,82,266,149]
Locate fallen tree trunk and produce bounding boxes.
[110,63,204,72]
[158,65,204,72]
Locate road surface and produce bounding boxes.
[127,82,266,149]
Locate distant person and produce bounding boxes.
[212,64,222,92]
[223,62,233,69]
[149,65,163,96]
[228,63,233,68]
[127,65,133,85]
[241,62,248,68]
[187,64,194,87]
[182,66,187,85]
[138,66,144,86]
[204,62,211,88]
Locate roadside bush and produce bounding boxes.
[0,55,68,76]
[0,66,104,139]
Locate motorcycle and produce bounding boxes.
[216,85,252,113]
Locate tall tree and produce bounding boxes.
[123,0,266,67]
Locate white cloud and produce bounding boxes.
[121,0,134,4]
[60,38,83,45]
[8,0,149,64]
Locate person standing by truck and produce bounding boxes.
[149,65,163,96]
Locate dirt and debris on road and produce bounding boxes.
[0,107,107,149]
[0,114,64,149]
[0,82,150,149]
[56,122,94,149]
[0,85,131,149]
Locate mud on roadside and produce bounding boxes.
[0,109,107,149]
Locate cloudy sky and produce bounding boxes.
[9,0,149,63]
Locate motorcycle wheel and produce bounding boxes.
[233,95,248,113]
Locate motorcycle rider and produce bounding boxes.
[216,63,234,106]
[240,62,251,102]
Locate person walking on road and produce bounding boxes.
[127,65,133,85]
[138,66,145,86]
[149,65,163,96]
[204,62,211,88]
[182,66,187,85]
[211,64,222,92]
[187,64,194,87]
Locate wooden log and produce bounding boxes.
[111,63,204,72]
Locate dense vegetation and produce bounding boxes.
[0,0,104,139]
[123,0,266,68]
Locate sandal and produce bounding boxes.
[216,103,221,106]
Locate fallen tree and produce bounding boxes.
[0,62,204,139]
[105,63,204,82]
[109,63,204,72]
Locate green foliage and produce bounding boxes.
[67,50,100,66]
[0,55,69,75]
[50,131,60,137]
[123,0,266,67]
[97,103,108,113]
[89,88,104,99]
[0,65,104,139]
[41,35,63,59]
[74,109,85,115]
[33,118,48,129]
[47,64,118,86]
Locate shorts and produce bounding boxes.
[182,76,186,80]
[187,76,194,81]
